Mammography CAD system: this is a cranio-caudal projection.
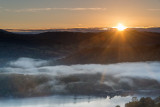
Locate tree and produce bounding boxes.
[138,97,155,107]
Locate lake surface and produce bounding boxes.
[0,58,160,107]
[1,94,158,107]
[0,96,133,107]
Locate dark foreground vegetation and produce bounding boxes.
[125,97,160,107]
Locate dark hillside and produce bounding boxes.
[1,29,160,64]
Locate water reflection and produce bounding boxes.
[0,96,134,107]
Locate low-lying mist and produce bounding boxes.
[0,57,160,97]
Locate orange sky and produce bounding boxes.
[0,0,160,29]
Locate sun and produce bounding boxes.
[115,23,127,31]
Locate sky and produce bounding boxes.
[0,0,160,29]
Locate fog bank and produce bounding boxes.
[0,57,160,97]
[1,57,160,80]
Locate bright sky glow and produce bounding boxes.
[116,23,127,31]
[0,0,160,29]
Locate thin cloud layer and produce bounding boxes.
[147,9,160,11]
[0,57,160,97]
[1,57,160,81]
[4,8,107,13]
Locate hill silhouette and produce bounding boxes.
[1,29,160,64]
[59,30,160,64]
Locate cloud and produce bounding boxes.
[1,57,160,81]
[0,57,160,97]
[147,9,160,11]
[4,8,107,13]
[8,57,48,68]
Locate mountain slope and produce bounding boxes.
[1,29,160,64]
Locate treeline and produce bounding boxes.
[125,97,160,107]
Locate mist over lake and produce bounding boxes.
[0,57,159,98]
[0,58,160,107]
[1,0,160,106]
[0,30,160,107]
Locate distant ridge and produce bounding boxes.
[5,27,160,34]
[0,29,160,64]
[0,29,12,35]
